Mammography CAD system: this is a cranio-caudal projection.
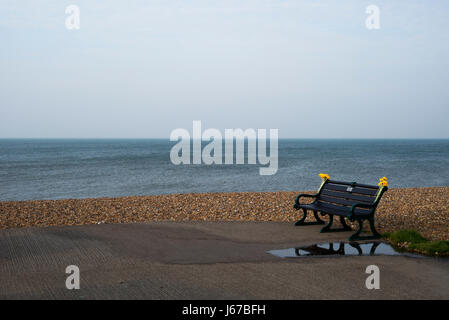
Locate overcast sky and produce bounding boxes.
[1,0,448,138]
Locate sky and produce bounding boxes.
[0,0,448,139]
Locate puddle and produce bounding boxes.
[268,241,415,258]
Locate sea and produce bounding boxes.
[0,139,448,201]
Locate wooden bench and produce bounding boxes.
[293,176,388,241]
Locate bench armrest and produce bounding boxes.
[293,193,318,209]
[349,203,374,220]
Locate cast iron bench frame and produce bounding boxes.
[293,179,388,241]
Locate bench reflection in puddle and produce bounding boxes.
[268,241,402,258]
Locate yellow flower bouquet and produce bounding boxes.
[378,177,388,187]
[319,173,330,180]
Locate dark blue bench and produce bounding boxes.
[293,176,388,241]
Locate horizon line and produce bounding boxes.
[1,137,449,140]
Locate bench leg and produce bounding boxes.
[320,215,352,233]
[368,216,382,239]
[348,217,381,241]
[320,214,333,232]
[294,209,325,226]
[313,211,325,224]
[339,216,353,231]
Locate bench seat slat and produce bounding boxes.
[319,202,370,214]
[320,189,374,204]
[318,195,371,207]
[299,203,371,216]
[323,183,378,196]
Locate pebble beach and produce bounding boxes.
[0,187,448,241]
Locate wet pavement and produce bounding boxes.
[267,241,416,258]
[0,222,448,299]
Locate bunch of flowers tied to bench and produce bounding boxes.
[378,177,388,187]
[318,173,330,180]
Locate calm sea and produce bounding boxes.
[0,139,448,201]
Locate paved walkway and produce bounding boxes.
[0,221,448,299]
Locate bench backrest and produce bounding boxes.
[316,180,385,213]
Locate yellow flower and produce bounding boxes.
[319,173,330,180]
[378,177,388,187]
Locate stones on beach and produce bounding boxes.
[0,187,448,241]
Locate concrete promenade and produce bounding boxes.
[0,221,448,299]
